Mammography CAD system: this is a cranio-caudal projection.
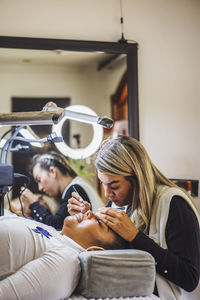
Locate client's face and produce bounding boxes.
[61,211,116,249]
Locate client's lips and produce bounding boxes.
[75,213,83,223]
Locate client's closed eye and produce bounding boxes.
[97,219,102,226]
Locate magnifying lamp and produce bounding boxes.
[0,102,113,159]
[0,102,113,128]
[52,105,104,159]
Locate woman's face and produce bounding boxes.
[61,210,116,249]
[33,163,59,197]
[97,171,133,207]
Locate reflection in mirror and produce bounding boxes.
[0,46,128,197]
[0,36,139,138]
[0,47,126,129]
[0,36,139,206]
[52,104,104,160]
[65,120,93,148]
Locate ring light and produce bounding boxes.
[52,105,103,159]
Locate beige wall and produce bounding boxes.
[0,0,199,190]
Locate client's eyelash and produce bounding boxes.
[97,219,102,226]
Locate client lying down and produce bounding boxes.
[0,211,126,300]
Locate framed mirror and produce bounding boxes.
[0,35,139,139]
[0,36,139,200]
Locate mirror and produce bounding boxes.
[0,36,139,139]
[0,36,139,198]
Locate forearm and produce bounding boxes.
[0,247,80,300]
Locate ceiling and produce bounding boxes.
[0,47,122,69]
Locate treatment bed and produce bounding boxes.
[66,249,160,300]
[1,211,159,300]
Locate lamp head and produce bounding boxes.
[97,117,113,129]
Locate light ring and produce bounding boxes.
[52,105,103,159]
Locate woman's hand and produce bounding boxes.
[96,207,139,242]
[9,198,32,218]
[20,187,38,206]
[67,192,90,215]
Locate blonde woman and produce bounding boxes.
[69,136,200,300]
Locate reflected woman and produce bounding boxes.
[20,151,102,230]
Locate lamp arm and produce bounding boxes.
[0,109,64,126]
[0,108,113,128]
[63,109,113,128]
[4,126,23,164]
[1,132,62,164]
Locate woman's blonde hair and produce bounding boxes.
[95,136,199,232]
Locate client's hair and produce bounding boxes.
[100,231,129,250]
[108,232,129,250]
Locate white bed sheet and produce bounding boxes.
[67,294,160,300]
